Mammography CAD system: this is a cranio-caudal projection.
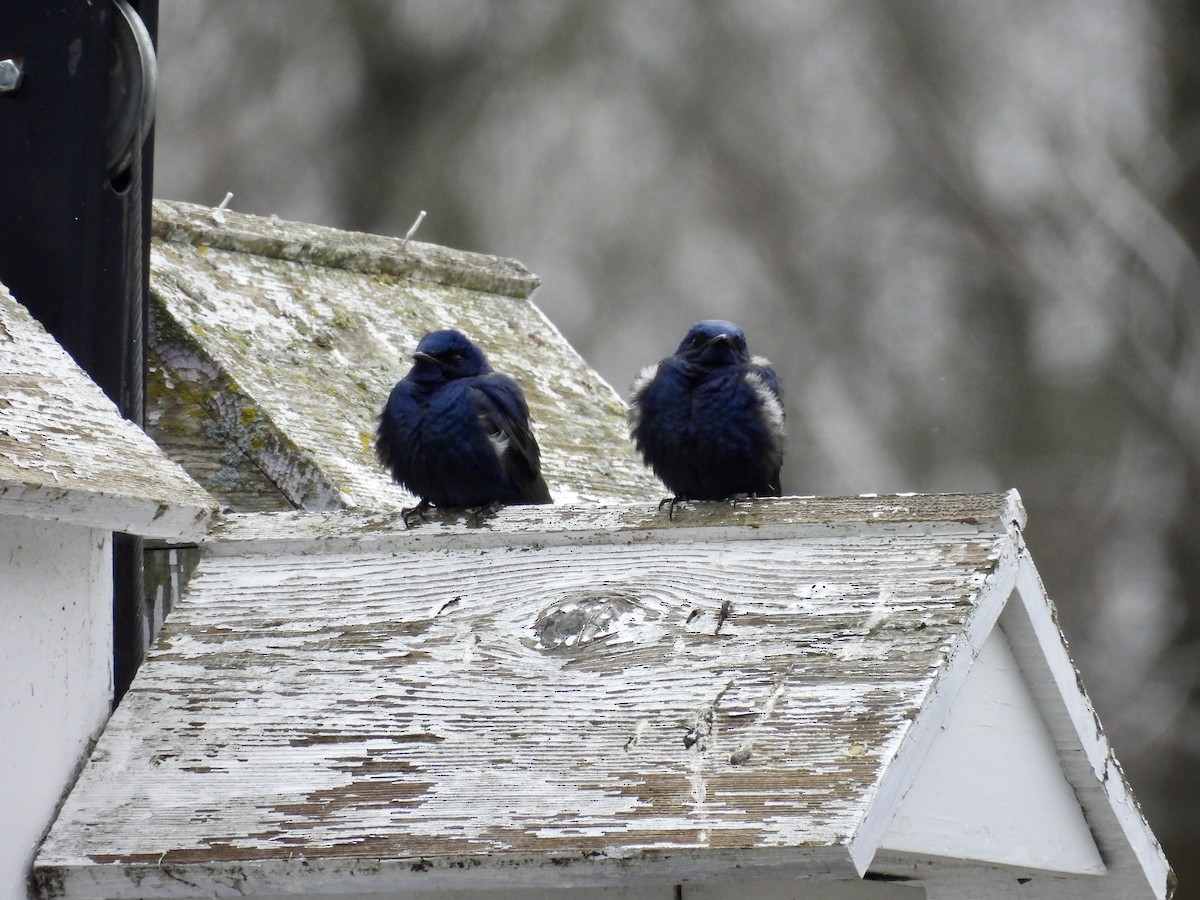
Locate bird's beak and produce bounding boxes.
[702,333,731,348]
[412,351,438,364]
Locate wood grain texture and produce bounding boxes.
[145,200,660,512]
[0,282,217,539]
[36,496,1014,896]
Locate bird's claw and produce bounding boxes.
[658,495,686,521]
[657,494,760,521]
[467,501,503,526]
[401,499,432,528]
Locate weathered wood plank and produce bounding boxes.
[147,200,659,512]
[151,199,542,299]
[0,282,217,539]
[36,498,1013,896]
[201,491,1025,557]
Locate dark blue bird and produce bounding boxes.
[629,319,785,512]
[376,329,551,522]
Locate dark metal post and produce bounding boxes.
[0,1,159,702]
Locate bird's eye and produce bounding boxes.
[451,352,464,363]
[690,336,702,347]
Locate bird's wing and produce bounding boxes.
[468,375,552,503]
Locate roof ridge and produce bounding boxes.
[152,199,541,298]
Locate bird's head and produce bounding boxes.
[408,329,491,382]
[675,319,751,366]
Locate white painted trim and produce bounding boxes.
[878,625,1104,874]
[1006,554,1173,899]
[866,551,1172,899]
[1,518,113,900]
[847,533,1021,874]
[0,483,213,541]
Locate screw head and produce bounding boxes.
[0,59,24,93]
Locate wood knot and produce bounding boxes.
[532,590,643,650]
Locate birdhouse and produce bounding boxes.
[19,205,1173,900]
[32,494,1172,899]
[0,283,216,900]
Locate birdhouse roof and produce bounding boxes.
[0,281,216,540]
[34,492,1172,899]
[145,200,658,512]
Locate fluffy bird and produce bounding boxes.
[376,329,551,522]
[629,319,785,512]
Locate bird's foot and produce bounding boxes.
[725,492,757,507]
[657,495,688,521]
[467,501,503,526]
[401,499,432,528]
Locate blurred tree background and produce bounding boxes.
[155,0,1200,891]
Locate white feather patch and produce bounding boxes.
[476,406,512,461]
[744,369,786,443]
[487,430,511,459]
[627,363,659,433]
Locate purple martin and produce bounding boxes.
[629,319,785,512]
[376,329,551,522]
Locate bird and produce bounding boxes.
[628,319,785,515]
[375,329,552,524]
